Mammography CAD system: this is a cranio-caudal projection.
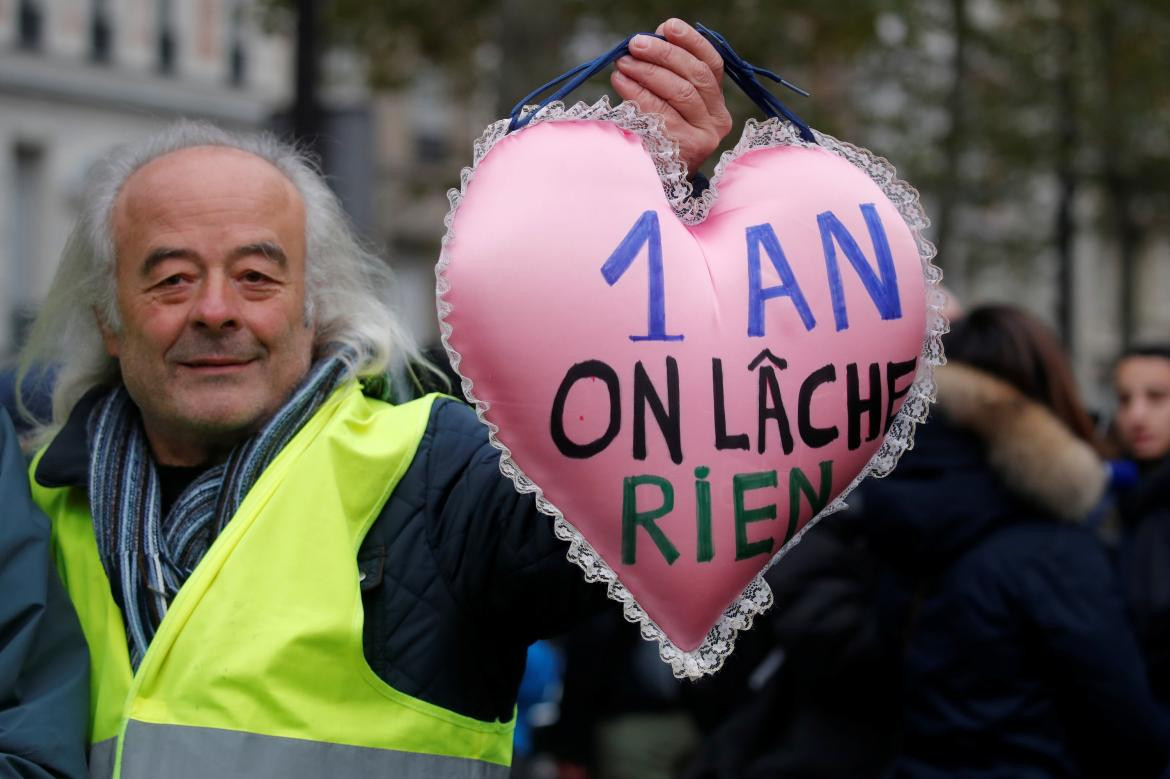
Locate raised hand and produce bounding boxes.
[611,18,734,176]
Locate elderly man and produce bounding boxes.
[17,20,731,778]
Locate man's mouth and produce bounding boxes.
[178,357,257,373]
[183,357,252,365]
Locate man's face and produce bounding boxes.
[1115,356,1170,463]
[103,146,314,466]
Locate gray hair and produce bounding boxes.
[18,120,423,436]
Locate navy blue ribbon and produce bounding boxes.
[507,23,814,143]
[695,23,815,142]
[507,34,646,132]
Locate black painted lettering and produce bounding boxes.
[713,358,750,451]
[884,358,918,433]
[757,367,794,455]
[846,362,882,450]
[633,357,683,464]
[797,364,839,448]
[550,360,621,458]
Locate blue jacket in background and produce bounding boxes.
[0,408,89,778]
[0,366,53,437]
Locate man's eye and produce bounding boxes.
[241,271,271,283]
[159,275,186,287]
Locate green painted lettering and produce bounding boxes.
[734,470,778,561]
[787,460,834,544]
[622,475,680,565]
[694,466,713,563]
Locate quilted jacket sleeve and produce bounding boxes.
[0,410,90,779]
[423,399,608,643]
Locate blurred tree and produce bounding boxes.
[262,0,570,115]
[262,0,1170,352]
[1084,0,1170,346]
[262,0,888,145]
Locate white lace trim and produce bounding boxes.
[436,98,946,680]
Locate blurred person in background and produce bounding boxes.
[511,640,565,778]
[550,610,704,779]
[0,365,54,440]
[861,305,1167,778]
[679,509,896,779]
[0,408,89,778]
[1112,345,1170,722]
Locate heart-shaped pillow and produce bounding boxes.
[437,97,944,678]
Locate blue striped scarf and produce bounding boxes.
[86,351,351,667]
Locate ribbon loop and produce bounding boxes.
[694,23,815,142]
[508,33,664,132]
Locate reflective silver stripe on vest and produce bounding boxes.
[89,738,116,779]
[117,720,511,779]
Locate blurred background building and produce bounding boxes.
[1,0,1168,411]
[0,0,292,352]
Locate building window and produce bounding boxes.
[7,142,45,353]
[91,0,113,63]
[157,0,176,75]
[228,1,246,87]
[18,0,43,51]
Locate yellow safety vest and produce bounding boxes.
[30,384,514,778]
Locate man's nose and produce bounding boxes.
[191,275,240,330]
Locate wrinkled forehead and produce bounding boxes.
[112,145,306,243]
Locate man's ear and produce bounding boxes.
[95,308,119,358]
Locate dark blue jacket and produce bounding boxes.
[0,409,89,778]
[862,367,1168,778]
[1118,456,1170,715]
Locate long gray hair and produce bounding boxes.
[18,121,423,437]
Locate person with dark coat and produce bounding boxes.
[680,509,897,779]
[0,408,89,778]
[552,609,704,779]
[1112,346,1170,716]
[868,306,1168,778]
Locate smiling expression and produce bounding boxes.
[102,146,315,466]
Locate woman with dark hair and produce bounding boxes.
[1112,345,1170,720]
[942,305,1100,446]
[864,304,1167,778]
